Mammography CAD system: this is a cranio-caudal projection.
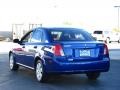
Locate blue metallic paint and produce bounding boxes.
[10,27,110,74]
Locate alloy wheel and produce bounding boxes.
[10,55,14,69]
[36,61,43,82]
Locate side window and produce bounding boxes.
[30,30,42,42]
[21,31,33,43]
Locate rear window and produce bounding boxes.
[47,28,95,42]
[94,31,103,34]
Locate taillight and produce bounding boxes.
[52,44,64,56]
[104,44,109,55]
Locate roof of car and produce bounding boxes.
[33,27,84,31]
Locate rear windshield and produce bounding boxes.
[94,31,103,34]
[47,28,95,42]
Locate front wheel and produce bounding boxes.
[35,60,47,83]
[9,53,19,71]
[86,72,100,80]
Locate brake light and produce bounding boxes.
[104,44,109,55]
[52,44,64,56]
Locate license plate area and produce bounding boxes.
[80,49,90,57]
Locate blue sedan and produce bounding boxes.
[9,27,110,82]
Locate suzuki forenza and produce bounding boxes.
[9,27,110,82]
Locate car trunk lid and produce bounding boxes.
[60,41,105,61]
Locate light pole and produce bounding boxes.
[114,6,120,32]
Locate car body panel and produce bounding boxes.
[10,27,110,74]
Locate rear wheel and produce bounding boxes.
[35,60,47,83]
[86,72,100,80]
[9,53,19,71]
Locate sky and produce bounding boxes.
[0,0,120,32]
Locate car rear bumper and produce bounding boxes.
[44,57,110,74]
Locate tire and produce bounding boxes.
[9,53,19,71]
[86,72,100,80]
[35,60,47,83]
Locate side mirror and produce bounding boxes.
[13,39,20,43]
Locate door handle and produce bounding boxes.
[34,46,37,49]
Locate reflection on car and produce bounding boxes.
[9,27,110,82]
